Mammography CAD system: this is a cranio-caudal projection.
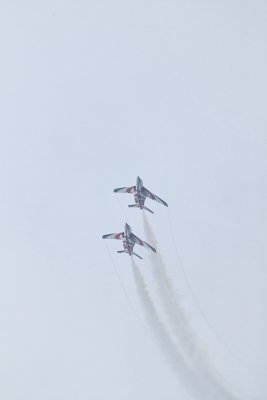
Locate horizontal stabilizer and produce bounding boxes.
[117,250,127,254]
[128,204,139,208]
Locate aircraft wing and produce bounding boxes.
[102,232,124,240]
[131,233,157,253]
[143,187,168,207]
[114,186,136,194]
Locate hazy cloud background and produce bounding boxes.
[0,1,266,399]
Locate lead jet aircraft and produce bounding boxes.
[102,223,156,259]
[114,176,168,214]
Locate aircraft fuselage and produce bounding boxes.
[134,176,146,209]
[123,223,135,255]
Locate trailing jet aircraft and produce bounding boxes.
[102,223,156,259]
[114,176,168,213]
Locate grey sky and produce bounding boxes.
[0,1,266,399]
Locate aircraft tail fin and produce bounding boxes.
[133,252,143,260]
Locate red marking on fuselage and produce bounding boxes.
[123,239,134,256]
[134,190,145,209]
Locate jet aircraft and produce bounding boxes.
[114,176,168,213]
[102,223,156,259]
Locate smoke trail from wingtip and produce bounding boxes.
[142,213,241,400]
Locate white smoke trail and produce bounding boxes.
[131,257,183,371]
[143,214,199,358]
[131,257,214,400]
[142,213,241,400]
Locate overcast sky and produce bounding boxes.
[0,1,266,399]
